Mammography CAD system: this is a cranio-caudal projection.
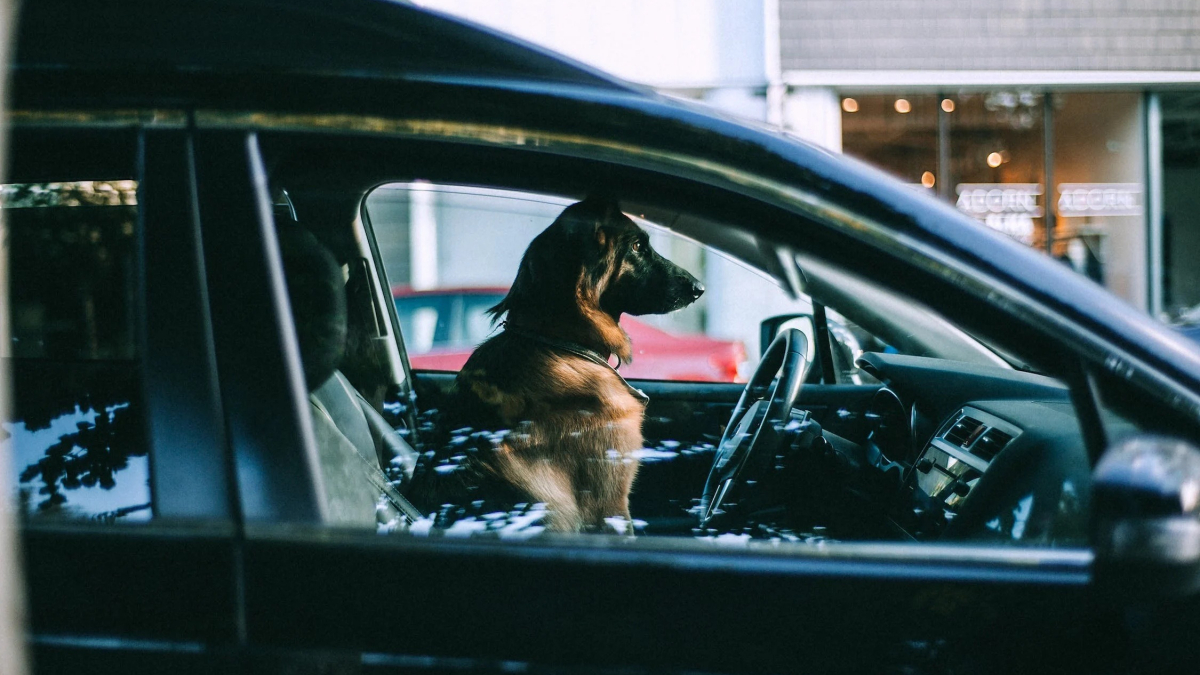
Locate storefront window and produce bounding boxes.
[842,94,939,191]
[1161,92,1200,317]
[948,92,1046,248]
[842,89,1148,311]
[1053,92,1146,308]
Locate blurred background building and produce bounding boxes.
[411,0,1200,326]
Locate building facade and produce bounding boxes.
[778,0,1200,318]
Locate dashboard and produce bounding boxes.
[855,352,1092,545]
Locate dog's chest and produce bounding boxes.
[544,366,645,452]
[457,346,647,455]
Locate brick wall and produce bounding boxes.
[780,0,1200,72]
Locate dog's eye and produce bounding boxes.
[631,240,642,252]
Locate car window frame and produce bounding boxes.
[8,115,244,661]
[6,117,235,526]
[220,117,1200,574]
[250,121,1121,543]
[194,128,326,525]
[231,110,1113,672]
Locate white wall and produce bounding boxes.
[415,0,765,90]
[784,87,842,152]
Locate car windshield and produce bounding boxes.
[792,250,1010,370]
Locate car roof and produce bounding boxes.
[14,0,638,94]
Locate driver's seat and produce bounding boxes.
[279,225,422,529]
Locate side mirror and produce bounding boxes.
[760,314,815,357]
[1092,435,1200,599]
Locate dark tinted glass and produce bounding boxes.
[5,177,150,522]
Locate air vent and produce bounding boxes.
[943,415,985,448]
[971,428,1013,461]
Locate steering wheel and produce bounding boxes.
[700,328,809,529]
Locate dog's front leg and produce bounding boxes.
[494,451,584,532]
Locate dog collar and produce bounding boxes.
[504,326,650,406]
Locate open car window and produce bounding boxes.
[365,183,1005,381]
[229,111,1193,557]
[252,156,1096,547]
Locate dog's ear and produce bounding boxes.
[490,198,632,363]
[564,199,624,300]
[487,205,595,323]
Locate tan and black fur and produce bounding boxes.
[411,197,703,533]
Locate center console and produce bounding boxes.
[902,406,1022,538]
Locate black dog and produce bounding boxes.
[410,197,703,532]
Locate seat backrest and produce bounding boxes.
[279,226,421,528]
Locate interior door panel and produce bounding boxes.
[408,371,878,533]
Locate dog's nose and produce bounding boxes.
[691,281,705,300]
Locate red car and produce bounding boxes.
[394,287,745,382]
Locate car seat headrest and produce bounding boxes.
[278,226,347,392]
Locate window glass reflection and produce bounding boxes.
[4,180,151,522]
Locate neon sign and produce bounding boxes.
[1057,183,1142,217]
[955,183,1041,245]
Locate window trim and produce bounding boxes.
[138,128,234,521]
[194,130,326,524]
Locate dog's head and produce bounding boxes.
[490,197,704,362]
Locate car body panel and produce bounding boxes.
[241,530,1107,674]
[10,1,1200,674]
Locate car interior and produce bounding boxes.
[9,126,1193,552]
[257,130,1130,548]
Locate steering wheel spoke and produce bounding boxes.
[699,329,810,530]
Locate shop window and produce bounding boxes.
[842,94,939,191]
[842,89,1148,311]
[1053,92,1146,308]
[948,92,1046,248]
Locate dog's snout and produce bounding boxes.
[691,281,705,300]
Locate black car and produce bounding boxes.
[8,1,1200,673]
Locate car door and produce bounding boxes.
[7,120,240,673]
[16,2,1200,674]
[195,121,1164,675]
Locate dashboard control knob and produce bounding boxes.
[952,481,970,497]
[812,435,832,455]
[916,458,934,473]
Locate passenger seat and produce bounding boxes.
[278,225,422,529]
